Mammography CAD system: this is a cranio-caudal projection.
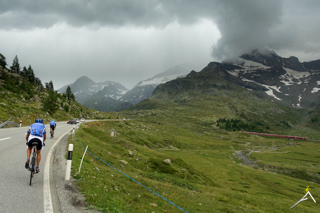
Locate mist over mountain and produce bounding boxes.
[58,76,129,112]
[120,65,190,104]
[58,65,190,111]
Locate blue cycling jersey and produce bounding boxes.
[27,123,46,137]
[50,121,56,126]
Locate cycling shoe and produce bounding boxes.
[25,160,29,169]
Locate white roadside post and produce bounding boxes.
[65,144,74,180]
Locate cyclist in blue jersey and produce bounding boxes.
[25,118,46,173]
[50,119,56,138]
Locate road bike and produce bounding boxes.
[50,130,53,139]
[28,145,37,186]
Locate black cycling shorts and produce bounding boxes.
[28,138,42,150]
[50,125,56,131]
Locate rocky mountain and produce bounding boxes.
[152,49,320,109]
[120,65,190,104]
[230,50,320,108]
[58,76,130,112]
[58,65,190,111]
[59,50,320,113]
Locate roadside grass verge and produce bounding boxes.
[69,120,320,212]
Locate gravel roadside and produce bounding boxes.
[52,132,100,213]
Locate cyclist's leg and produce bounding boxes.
[25,146,32,169]
[37,150,41,167]
[28,138,42,171]
[26,146,32,159]
[36,139,43,168]
[36,139,43,173]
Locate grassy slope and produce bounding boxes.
[68,79,320,212]
[38,60,320,211]
[0,66,110,125]
[132,94,312,137]
[70,107,320,212]
[0,89,107,125]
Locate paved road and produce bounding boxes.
[0,121,74,213]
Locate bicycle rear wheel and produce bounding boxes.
[29,152,36,185]
[29,168,33,185]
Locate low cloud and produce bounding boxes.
[1,0,320,88]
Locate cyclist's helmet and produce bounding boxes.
[35,118,43,123]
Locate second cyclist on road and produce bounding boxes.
[50,119,56,138]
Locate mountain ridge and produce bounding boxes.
[131,49,320,131]
[58,65,191,111]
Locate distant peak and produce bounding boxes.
[74,76,95,84]
[77,75,93,81]
[288,56,300,63]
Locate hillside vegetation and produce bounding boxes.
[133,89,315,138]
[0,58,109,125]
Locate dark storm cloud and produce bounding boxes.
[209,0,320,61]
[270,0,320,56]
[0,0,222,30]
[0,1,277,58]
[210,0,283,61]
[0,0,175,28]
[3,0,319,61]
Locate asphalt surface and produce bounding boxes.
[0,122,98,213]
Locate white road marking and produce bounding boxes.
[0,137,11,141]
[44,127,73,213]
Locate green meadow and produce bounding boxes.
[69,115,320,212]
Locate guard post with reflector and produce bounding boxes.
[65,143,74,180]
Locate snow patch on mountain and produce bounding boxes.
[242,78,282,100]
[228,59,271,78]
[311,81,320,93]
[242,59,271,69]
[280,67,310,86]
[139,74,185,86]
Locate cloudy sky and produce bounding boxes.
[1,0,320,90]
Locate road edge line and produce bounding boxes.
[44,127,73,213]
